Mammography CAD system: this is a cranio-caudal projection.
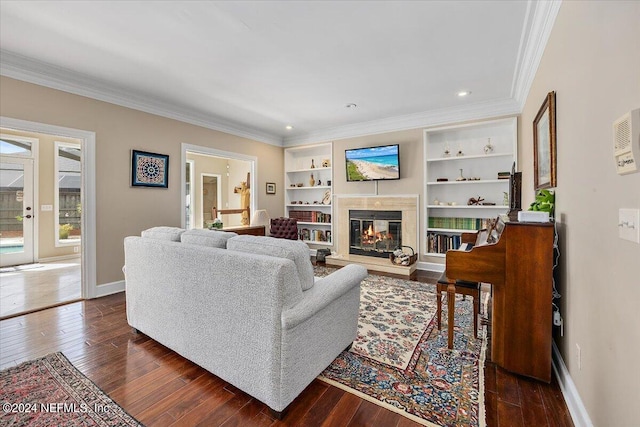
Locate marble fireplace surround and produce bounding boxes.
[327,195,419,275]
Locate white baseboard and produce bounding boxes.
[416,261,445,272]
[37,254,81,263]
[93,279,125,299]
[552,341,593,427]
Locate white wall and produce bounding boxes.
[520,2,640,425]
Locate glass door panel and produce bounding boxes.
[0,157,34,267]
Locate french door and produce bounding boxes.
[0,156,35,267]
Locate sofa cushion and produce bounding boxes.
[181,229,237,248]
[227,235,314,291]
[141,226,185,241]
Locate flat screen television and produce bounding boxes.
[345,144,400,182]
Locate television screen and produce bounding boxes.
[345,144,400,181]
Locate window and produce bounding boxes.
[55,142,81,246]
[0,135,33,157]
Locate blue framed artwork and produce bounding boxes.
[131,150,169,188]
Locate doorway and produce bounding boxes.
[182,144,257,230]
[201,174,222,228]
[0,119,96,319]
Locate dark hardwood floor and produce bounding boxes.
[0,268,574,427]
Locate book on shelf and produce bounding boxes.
[289,210,331,223]
[427,232,462,254]
[299,228,327,242]
[428,217,493,230]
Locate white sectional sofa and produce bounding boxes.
[123,227,367,416]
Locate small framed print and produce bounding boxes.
[131,150,169,188]
[266,182,276,195]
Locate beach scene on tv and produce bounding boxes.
[345,145,400,181]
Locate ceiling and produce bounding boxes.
[0,1,560,146]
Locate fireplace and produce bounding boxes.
[349,210,402,258]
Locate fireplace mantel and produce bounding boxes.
[326,195,419,276]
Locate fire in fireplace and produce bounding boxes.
[349,210,402,258]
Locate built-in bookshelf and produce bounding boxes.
[424,117,517,257]
[284,143,333,247]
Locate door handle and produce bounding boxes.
[26,207,32,211]
[25,215,32,219]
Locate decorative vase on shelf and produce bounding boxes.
[484,138,494,154]
[443,143,451,157]
[456,168,466,181]
[310,159,315,169]
[309,174,315,186]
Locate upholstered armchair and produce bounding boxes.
[270,217,299,240]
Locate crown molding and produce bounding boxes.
[0,50,284,147]
[282,98,521,146]
[1,0,560,150]
[511,0,562,109]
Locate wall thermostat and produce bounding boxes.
[613,108,640,175]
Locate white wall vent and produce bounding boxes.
[613,108,640,175]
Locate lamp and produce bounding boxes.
[251,209,271,235]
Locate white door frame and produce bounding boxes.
[185,159,195,229]
[0,117,96,299]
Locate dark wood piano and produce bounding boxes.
[446,217,554,382]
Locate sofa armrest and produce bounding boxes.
[282,264,367,330]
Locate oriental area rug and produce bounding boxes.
[314,266,487,427]
[0,352,142,427]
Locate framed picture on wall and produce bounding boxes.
[533,91,557,190]
[266,182,276,194]
[131,150,169,188]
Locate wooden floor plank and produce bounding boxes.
[319,391,362,427]
[347,400,382,427]
[0,268,575,427]
[496,400,525,427]
[495,366,521,406]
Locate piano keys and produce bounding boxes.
[445,217,554,382]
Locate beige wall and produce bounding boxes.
[330,128,425,252]
[0,76,284,285]
[1,128,81,259]
[520,1,640,425]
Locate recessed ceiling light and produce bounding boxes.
[285,125,294,130]
[457,91,471,97]
[345,103,357,109]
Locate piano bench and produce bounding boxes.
[437,272,480,349]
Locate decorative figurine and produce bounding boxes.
[443,142,451,157]
[310,159,316,169]
[484,137,494,154]
[468,196,485,206]
[321,159,330,167]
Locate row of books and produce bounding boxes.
[289,210,331,223]
[299,228,331,243]
[427,232,462,254]
[428,216,494,230]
